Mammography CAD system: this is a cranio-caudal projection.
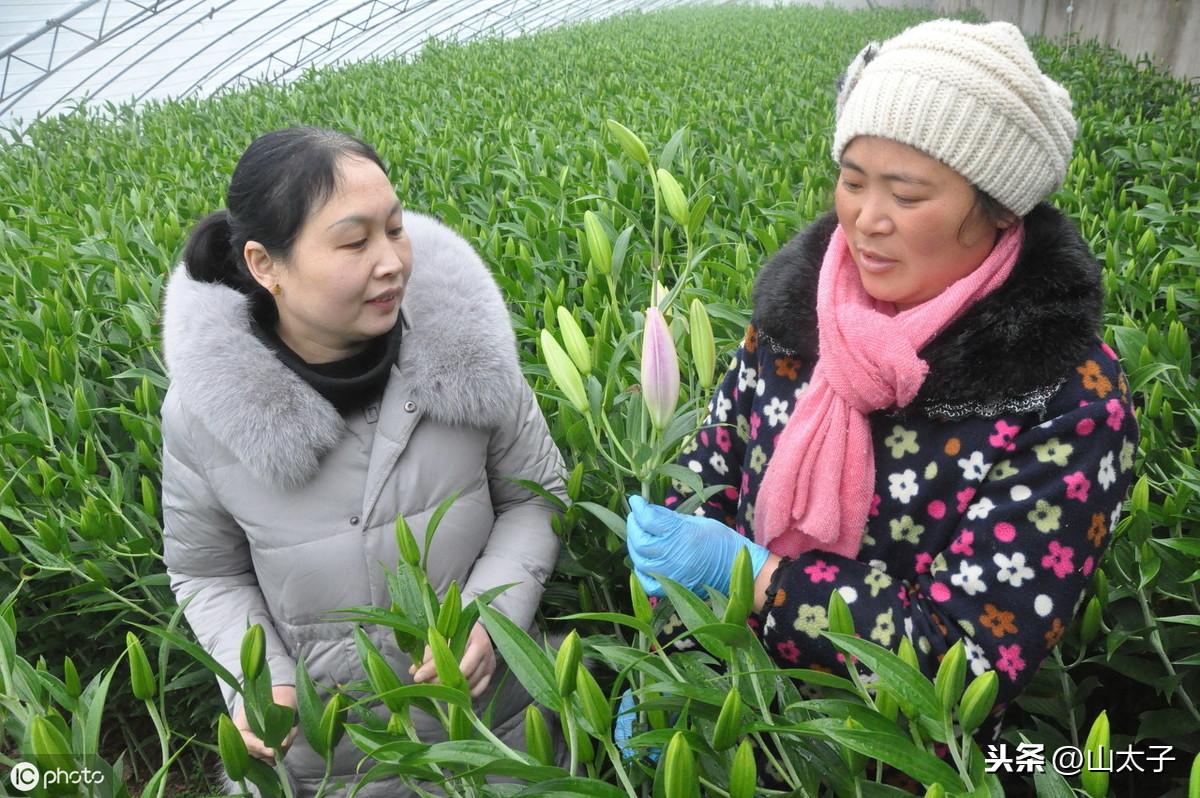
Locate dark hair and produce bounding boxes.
[183,127,386,293]
[958,186,1019,244]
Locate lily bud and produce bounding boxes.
[662,731,697,798]
[427,626,467,694]
[540,329,588,414]
[556,306,592,376]
[957,670,999,734]
[583,211,612,275]
[711,687,742,751]
[1080,596,1102,647]
[641,307,680,432]
[525,705,555,766]
[1081,710,1111,798]
[63,656,81,699]
[606,119,651,167]
[127,632,155,701]
[935,641,967,713]
[1093,569,1109,606]
[723,548,754,625]
[436,581,462,640]
[567,461,585,501]
[729,739,757,798]
[365,650,405,713]
[29,715,73,764]
[218,713,250,782]
[574,663,611,738]
[319,693,347,755]
[657,168,690,227]
[555,630,582,698]
[688,298,716,390]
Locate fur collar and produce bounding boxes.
[161,211,521,489]
[750,203,1103,413]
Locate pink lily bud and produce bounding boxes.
[641,306,680,432]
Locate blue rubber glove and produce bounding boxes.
[625,495,770,598]
[614,688,660,762]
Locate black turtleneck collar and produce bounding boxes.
[248,294,406,415]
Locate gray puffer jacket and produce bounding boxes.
[160,212,565,795]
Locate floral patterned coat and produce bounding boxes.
[664,204,1138,712]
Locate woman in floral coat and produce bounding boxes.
[625,18,1137,725]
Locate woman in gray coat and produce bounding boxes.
[160,127,565,795]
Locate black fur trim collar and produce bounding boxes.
[750,203,1103,411]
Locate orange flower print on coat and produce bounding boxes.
[775,356,802,379]
[979,603,1018,638]
[1087,513,1107,547]
[1077,360,1113,398]
[1044,617,1065,648]
[772,588,788,608]
[944,438,962,456]
[744,323,758,354]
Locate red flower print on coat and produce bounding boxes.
[957,487,976,513]
[951,530,975,556]
[1105,398,1125,431]
[716,426,732,453]
[804,560,839,583]
[996,644,1026,681]
[1063,471,1091,502]
[776,639,800,663]
[1041,541,1075,578]
[989,420,1020,452]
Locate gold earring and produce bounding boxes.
[271,284,281,296]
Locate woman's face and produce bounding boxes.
[834,136,1009,311]
[248,155,413,363]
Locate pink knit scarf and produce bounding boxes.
[753,221,1025,559]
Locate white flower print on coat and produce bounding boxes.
[994,552,1036,588]
[888,469,919,504]
[950,561,987,596]
[958,451,990,481]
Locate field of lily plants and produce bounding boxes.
[0,3,1197,796]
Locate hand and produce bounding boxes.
[410,621,497,698]
[232,684,298,762]
[626,495,770,598]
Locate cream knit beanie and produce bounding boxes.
[832,18,1077,216]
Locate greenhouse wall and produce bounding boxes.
[811,0,1200,79]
